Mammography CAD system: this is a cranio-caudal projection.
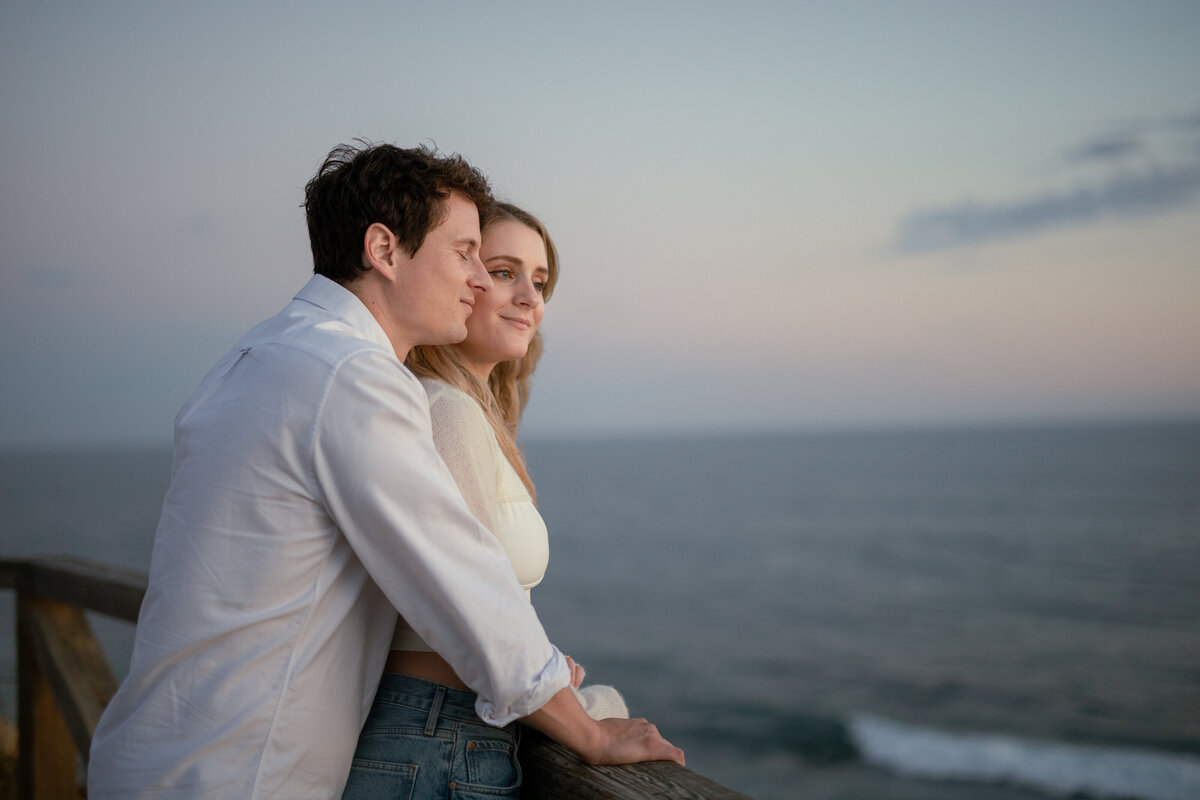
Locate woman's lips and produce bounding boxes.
[500,315,531,329]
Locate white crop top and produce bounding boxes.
[390,378,549,652]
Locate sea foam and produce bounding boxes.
[849,713,1200,800]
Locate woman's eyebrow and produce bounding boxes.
[484,254,523,265]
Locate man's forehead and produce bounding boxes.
[434,190,482,234]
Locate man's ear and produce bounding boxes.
[362,222,402,280]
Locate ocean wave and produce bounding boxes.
[849,713,1200,800]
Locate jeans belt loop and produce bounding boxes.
[425,685,447,736]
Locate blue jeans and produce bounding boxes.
[342,673,522,800]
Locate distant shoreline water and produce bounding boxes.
[3,420,1199,800]
[6,413,1200,454]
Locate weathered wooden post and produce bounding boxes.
[16,576,82,799]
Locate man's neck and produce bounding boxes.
[343,277,412,361]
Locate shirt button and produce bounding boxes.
[467,741,476,750]
[448,781,458,790]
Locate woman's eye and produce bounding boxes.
[533,281,547,294]
[489,269,513,280]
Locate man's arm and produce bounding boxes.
[312,351,569,724]
[524,686,686,766]
[312,351,684,765]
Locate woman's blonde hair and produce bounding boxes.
[406,202,559,500]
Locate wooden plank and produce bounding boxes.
[24,596,120,766]
[519,727,754,800]
[26,557,147,622]
[16,591,80,800]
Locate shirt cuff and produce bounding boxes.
[474,648,572,726]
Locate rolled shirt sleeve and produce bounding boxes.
[311,349,569,724]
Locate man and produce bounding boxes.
[88,143,681,798]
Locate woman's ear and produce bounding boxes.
[362,222,400,280]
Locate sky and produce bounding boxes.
[1,0,1198,448]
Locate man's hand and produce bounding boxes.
[523,685,685,767]
[588,716,686,766]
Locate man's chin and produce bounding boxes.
[442,324,470,345]
[414,323,468,349]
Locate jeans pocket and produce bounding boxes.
[341,759,417,800]
[451,737,522,798]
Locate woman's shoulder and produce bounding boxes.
[418,377,489,427]
[419,376,470,406]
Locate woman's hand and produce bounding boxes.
[564,655,585,688]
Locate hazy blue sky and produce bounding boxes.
[2,1,1198,447]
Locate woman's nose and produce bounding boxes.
[514,277,540,306]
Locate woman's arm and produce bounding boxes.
[424,383,502,531]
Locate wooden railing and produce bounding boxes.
[0,557,145,800]
[1,556,751,799]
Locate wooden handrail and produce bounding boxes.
[1,557,147,622]
[518,728,753,799]
[2,556,752,799]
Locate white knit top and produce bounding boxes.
[390,378,549,652]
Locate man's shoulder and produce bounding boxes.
[232,276,393,367]
[238,297,399,375]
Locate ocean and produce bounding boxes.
[2,421,1198,799]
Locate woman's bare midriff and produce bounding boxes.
[384,649,470,691]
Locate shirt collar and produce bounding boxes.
[293,274,394,353]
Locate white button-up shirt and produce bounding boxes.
[88,275,569,799]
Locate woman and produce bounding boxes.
[342,203,657,800]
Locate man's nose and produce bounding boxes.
[468,254,492,293]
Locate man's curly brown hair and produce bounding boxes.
[303,141,495,284]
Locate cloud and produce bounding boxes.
[1066,132,1144,165]
[893,162,1200,254]
[893,107,1200,254]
